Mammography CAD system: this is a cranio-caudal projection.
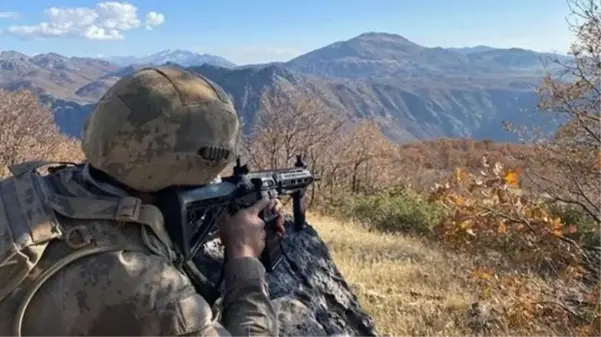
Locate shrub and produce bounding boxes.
[332,188,448,235]
[548,202,600,247]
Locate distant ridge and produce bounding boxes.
[0,32,567,143]
[101,49,236,68]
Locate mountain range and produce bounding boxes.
[0,32,570,142]
[101,49,237,69]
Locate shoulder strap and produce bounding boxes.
[7,160,78,177]
[0,169,63,304]
[47,194,173,252]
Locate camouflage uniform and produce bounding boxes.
[0,67,278,336]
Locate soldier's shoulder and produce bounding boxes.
[66,250,215,333]
[22,249,209,335]
[67,248,190,292]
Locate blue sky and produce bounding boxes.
[0,0,576,65]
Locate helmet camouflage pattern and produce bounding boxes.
[82,66,240,192]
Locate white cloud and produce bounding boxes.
[144,11,164,30]
[0,11,18,19]
[6,2,164,40]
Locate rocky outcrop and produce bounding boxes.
[195,218,379,337]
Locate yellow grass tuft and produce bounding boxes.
[308,213,477,336]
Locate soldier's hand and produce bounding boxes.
[273,199,286,238]
[220,197,282,259]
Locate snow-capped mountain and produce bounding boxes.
[102,49,236,68]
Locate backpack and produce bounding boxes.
[0,160,69,304]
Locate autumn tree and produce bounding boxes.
[242,87,348,205]
[338,120,394,193]
[242,87,402,207]
[243,87,342,168]
[527,0,601,224]
[0,89,83,176]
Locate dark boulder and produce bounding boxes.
[195,218,379,336]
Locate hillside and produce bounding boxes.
[0,51,120,104]
[309,213,477,336]
[190,64,556,142]
[0,32,567,142]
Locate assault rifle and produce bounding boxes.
[155,155,318,272]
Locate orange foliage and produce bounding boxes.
[396,138,532,171]
[429,156,599,335]
[0,89,84,176]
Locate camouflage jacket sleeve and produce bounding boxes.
[22,251,277,336]
[220,257,279,336]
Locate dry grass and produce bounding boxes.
[308,213,478,336]
[308,210,600,336]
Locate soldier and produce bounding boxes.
[0,66,282,336]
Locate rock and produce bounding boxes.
[194,217,379,336]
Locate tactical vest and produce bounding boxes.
[0,160,219,336]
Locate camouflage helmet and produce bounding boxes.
[81,66,240,193]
